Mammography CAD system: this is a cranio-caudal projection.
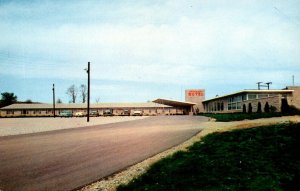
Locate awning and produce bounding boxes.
[153,98,196,107]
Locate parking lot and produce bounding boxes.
[0,116,148,136]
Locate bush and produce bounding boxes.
[242,104,246,113]
[257,102,262,113]
[270,105,277,112]
[248,103,252,113]
[264,102,270,113]
[281,99,289,113]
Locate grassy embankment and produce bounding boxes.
[117,123,300,191]
[200,112,284,122]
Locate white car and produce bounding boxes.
[74,111,85,117]
[132,110,143,116]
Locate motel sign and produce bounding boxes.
[187,90,204,97]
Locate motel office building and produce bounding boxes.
[202,86,300,113]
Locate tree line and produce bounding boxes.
[66,84,87,103]
[0,84,87,108]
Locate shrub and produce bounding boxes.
[264,102,270,113]
[257,102,262,113]
[242,104,246,113]
[270,105,277,112]
[288,105,300,115]
[248,103,252,113]
[281,99,289,113]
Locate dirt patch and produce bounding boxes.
[79,116,300,191]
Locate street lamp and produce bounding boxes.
[85,62,90,122]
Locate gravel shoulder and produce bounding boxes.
[80,115,300,191]
[0,116,148,136]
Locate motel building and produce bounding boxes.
[0,89,204,117]
[0,100,197,117]
[0,87,299,117]
[202,86,300,113]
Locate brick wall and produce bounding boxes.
[242,95,281,112]
[287,86,300,109]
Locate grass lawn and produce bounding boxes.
[200,112,284,122]
[117,123,300,191]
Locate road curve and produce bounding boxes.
[0,116,208,191]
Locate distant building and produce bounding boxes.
[0,101,196,117]
[202,86,300,113]
[1,86,299,117]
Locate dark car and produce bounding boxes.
[90,111,99,117]
[103,109,113,116]
[121,109,130,116]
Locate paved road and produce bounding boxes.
[0,116,208,191]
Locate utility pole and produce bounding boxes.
[52,84,55,118]
[86,62,90,122]
[292,75,295,86]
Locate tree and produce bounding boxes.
[257,102,262,113]
[264,102,270,113]
[0,92,17,107]
[242,104,246,113]
[25,99,32,103]
[56,98,63,103]
[79,84,87,103]
[66,85,78,103]
[95,97,100,103]
[281,99,289,113]
[248,103,252,113]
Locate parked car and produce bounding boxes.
[89,111,99,117]
[121,109,130,116]
[74,111,85,117]
[103,109,113,117]
[132,110,143,116]
[59,110,73,117]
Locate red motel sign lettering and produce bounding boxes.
[188,90,204,97]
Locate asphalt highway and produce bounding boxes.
[0,116,208,191]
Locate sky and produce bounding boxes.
[0,0,299,103]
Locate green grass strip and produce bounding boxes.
[117,123,300,191]
[200,113,285,122]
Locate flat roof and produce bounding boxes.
[203,89,294,102]
[1,102,172,110]
[153,98,196,107]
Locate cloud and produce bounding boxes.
[0,0,300,102]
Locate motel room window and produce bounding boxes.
[228,96,242,110]
[258,94,268,99]
[248,94,257,100]
[6,110,14,114]
[211,102,225,111]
